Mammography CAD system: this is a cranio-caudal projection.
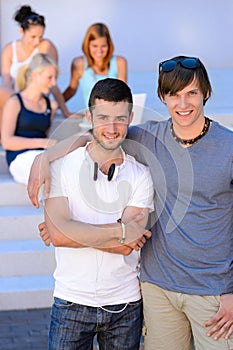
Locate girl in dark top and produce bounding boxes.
[1,53,58,184]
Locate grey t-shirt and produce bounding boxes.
[124,119,233,295]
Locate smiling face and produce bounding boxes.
[89,37,109,63]
[86,99,133,152]
[34,65,57,95]
[20,25,44,49]
[162,78,208,137]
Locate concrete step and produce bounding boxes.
[49,113,86,141]
[0,205,43,240]
[210,113,233,128]
[0,173,31,206]
[0,146,8,174]
[0,275,54,310]
[0,239,55,277]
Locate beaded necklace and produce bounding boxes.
[170,117,211,146]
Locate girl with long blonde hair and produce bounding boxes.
[1,53,58,184]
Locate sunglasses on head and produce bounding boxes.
[23,14,45,27]
[159,57,200,72]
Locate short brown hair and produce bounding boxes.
[157,56,212,105]
[88,78,133,114]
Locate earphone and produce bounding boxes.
[93,162,98,181]
[107,163,116,181]
[93,162,116,181]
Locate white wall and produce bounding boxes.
[1,0,233,75]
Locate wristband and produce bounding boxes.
[117,218,126,244]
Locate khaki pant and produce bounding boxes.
[141,282,233,350]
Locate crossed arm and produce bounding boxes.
[43,195,151,255]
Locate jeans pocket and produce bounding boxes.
[53,297,75,308]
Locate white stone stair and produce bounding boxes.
[0,205,43,240]
[0,275,54,310]
[0,174,32,206]
[0,112,90,311]
[0,146,55,310]
[0,239,55,277]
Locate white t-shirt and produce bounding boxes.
[49,146,154,307]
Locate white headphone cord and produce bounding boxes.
[98,303,129,314]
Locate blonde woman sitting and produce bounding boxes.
[1,53,58,185]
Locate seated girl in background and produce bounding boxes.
[0,4,71,134]
[1,53,58,185]
[63,22,127,108]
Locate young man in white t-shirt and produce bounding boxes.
[44,78,154,349]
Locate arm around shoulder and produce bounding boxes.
[27,132,92,208]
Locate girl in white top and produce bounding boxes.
[0,5,72,139]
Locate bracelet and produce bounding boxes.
[117,218,126,244]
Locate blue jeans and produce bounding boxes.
[48,297,143,350]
